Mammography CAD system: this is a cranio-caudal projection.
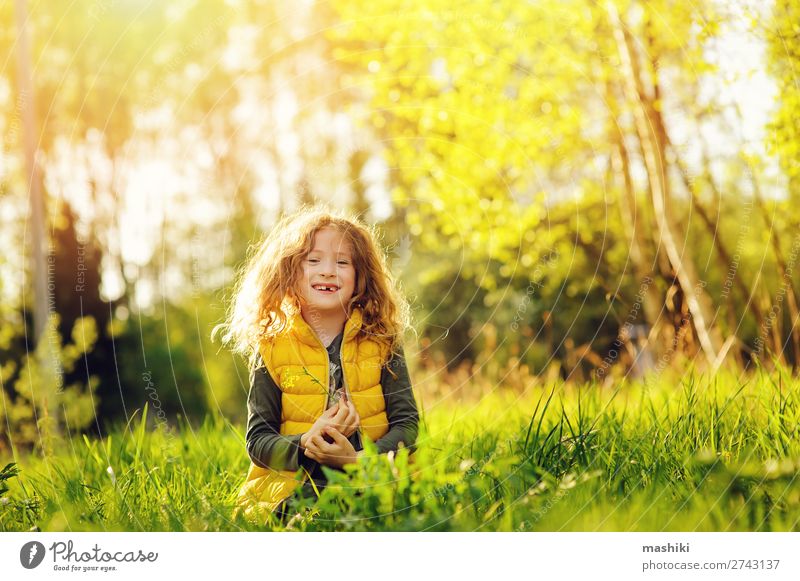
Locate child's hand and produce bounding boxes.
[300,396,360,449]
[335,393,361,437]
[303,426,361,469]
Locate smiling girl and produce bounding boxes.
[216,206,418,522]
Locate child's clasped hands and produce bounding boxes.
[300,392,362,469]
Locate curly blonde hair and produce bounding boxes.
[213,205,412,372]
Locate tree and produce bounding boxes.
[767,0,800,200]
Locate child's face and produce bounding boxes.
[296,227,356,315]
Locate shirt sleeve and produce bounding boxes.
[373,346,420,455]
[245,362,304,472]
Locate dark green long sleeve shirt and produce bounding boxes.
[245,331,419,488]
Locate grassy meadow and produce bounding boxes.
[2,366,799,532]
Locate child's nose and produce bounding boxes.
[320,260,336,275]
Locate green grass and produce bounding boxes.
[2,366,800,531]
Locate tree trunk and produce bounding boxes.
[726,102,800,365]
[606,86,668,364]
[607,2,724,366]
[15,0,48,345]
[732,146,800,368]
[667,141,767,338]
[15,0,61,441]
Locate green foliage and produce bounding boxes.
[113,303,213,427]
[2,369,799,531]
[0,314,99,455]
[767,0,800,190]
[325,0,792,371]
[327,0,720,272]
[189,294,251,422]
[0,463,20,499]
[3,0,799,391]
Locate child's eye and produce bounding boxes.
[308,258,319,263]
[338,261,349,265]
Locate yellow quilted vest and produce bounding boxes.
[234,307,390,521]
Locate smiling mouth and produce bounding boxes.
[312,284,340,294]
